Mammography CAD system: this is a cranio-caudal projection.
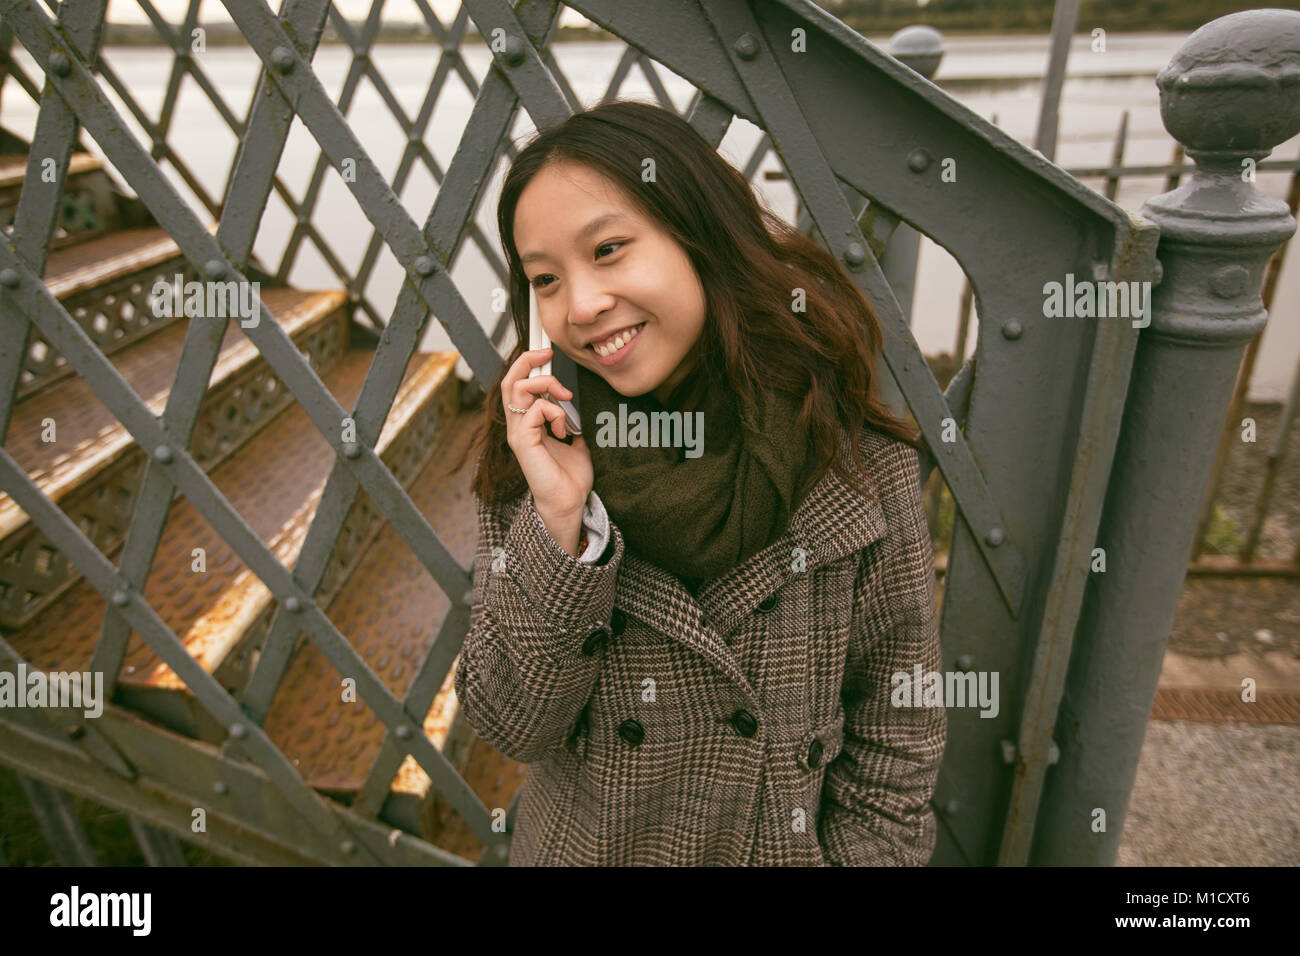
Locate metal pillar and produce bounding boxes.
[878,25,944,419]
[1031,8,1300,864]
[1034,0,1081,162]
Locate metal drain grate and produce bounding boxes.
[1151,688,1300,726]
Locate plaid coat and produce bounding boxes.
[454,424,946,866]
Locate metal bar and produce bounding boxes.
[1104,110,1128,202]
[0,0,107,446]
[0,439,387,863]
[1066,157,1300,179]
[995,220,1160,865]
[91,0,338,703]
[0,705,470,865]
[690,0,1028,614]
[15,772,99,865]
[1033,0,1080,162]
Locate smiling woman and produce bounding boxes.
[449,99,944,867]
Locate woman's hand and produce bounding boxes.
[502,347,594,548]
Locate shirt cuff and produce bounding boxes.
[577,490,611,564]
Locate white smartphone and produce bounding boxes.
[527,283,582,436]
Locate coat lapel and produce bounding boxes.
[612,427,890,692]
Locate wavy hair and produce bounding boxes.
[451,98,923,506]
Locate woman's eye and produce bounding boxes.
[530,274,555,289]
[595,240,624,259]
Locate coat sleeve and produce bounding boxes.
[453,487,625,764]
[818,443,947,866]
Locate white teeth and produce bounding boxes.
[594,323,642,357]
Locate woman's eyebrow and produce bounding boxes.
[521,211,630,264]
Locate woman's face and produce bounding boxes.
[513,159,707,405]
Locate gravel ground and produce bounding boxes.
[1118,721,1300,866]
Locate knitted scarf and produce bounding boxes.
[574,363,821,583]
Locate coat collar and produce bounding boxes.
[612,427,889,695]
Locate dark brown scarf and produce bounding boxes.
[574,363,821,582]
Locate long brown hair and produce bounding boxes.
[452,98,922,507]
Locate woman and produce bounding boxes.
[452,99,946,866]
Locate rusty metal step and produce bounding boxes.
[16,224,228,400]
[257,405,514,856]
[7,348,461,742]
[0,286,349,629]
[1151,687,1300,725]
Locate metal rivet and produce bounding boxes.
[214,781,229,795]
[502,35,526,66]
[734,33,759,60]
[205,259,227,280]
[284,596,301,613]
[1208,264,1248,300]
[271,46,295,74]
[395,725,411,740]
[341,840,356,854]
[1047,741,1061,765]
[229,723,246,740]
[49,52,71,77]
[985,527,1004,547]
[842,242,866,268]
[342,442,361,459]
[111,590,129,607]
[1001,320,1022,340]
[413,255,435,277]
[462,590,474,608]
[944,799,960,815]
[907,148,933,173]
[154,444,173,463]
[956,654,974,671]
[1000,740,1017,764]
[0,269,19,289]
[495,843,510,861]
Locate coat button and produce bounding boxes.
[618,718,644,746]
[807,737,824,768]
[581,627,609,656]
[730,709,758,737]
[610,608,627,636]
[757,594,777,612]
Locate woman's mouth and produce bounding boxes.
[587,322,646,367]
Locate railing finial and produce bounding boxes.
[888,25,944,81]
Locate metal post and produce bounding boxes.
[1031,9,1300,864]
[877,25,944,418]
[1034,0,1081,162]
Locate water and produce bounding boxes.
[3,33,1296,399]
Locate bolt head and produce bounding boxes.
[0,269,19,289]
[1001,320,1023,340]
[153,444,173,463]
[395,725,412,740]
[205,259,227,280]
[111,590,130,607]
[229,723,246,740]
[271,46,295,74]
[907,148,933,173]
[284,596,302,613]
[413,255,435,277]
[956,654,974,671]
[341,840,356,854]
[734,33,759,60]
[342,442,361,459]
[49,52,71,77]
[842,242,867,268]
[214,781,229,795]
[985,526,1004,547]
[944,799,960,815]
[502,35,526,66]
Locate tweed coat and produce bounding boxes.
[453,423,946,866]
